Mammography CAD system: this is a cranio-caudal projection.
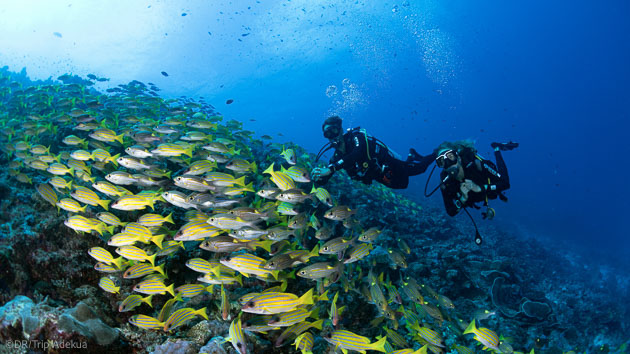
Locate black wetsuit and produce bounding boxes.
[440,150,510,216]
[318,128,435,189]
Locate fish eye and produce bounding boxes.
[299,271,306,275]
[245,301,255,307]
[323,247,329,251]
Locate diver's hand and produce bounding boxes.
[311,167,332,181]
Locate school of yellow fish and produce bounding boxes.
[0,74,539,353]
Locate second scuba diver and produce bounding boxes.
[311,116,435,189]
[433,140,518,218]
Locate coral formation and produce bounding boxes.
[0,295,124,350]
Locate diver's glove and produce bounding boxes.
[311,167,332,181]
[459,179,481,198]
[407,148,423,162]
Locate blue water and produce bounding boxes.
[1,0,628,261]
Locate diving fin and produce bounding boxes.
[491,141,519,151]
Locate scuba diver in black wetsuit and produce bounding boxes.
[433,140,518,218]
[311,116,435,189]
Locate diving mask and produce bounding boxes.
[436,149,457,168]
[323,124,341,139]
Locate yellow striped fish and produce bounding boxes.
[65,215,112,235]
[174,220,222,241]
[225,316,247,354]
[204,172,246,187]
[119,294,153,312]
[66,158,91,173]
[463,320,500,351]
[280,145,296,165]
[163,307,208,332]
[129,315,164,330]
[310,185,334,206]
[185,258,222,276]
[88,247,125,269]
[155,240,185,257]
[98,277,120,294]
[344,243,372,264]
[123,222,153,240]
[92,180,129,197]
[96,212,126,226]
[49,176,72,190]
[175,284,209,298]
[275,320,324,347]
[184,160,217,175]
[323,330,388,353]
[70,186,110,210]
[156,296,178,323]
[220,253,279,280]
[268,308,314,327]
[263,163,296,190]
[293,332,314,354]
[56,198,87,213]
[282,165,310,183]
[36,183,58,210]
[132,279,175,297]
[137,213,174,227]
[241,289,313,315]
[107,232,164,248]
[70,149,93,161]
[94,262,120,273]
[27,159,49,171]
[89,128,124,144]
[115,245,157,266]
[221,284,230,320]
[123,263,166,279]
[62,135,86,146]
[151,143,194,157]
[413,325,444,348]
[111,195,155,211]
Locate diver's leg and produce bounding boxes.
[494,150,510,190]
[379,160,409,189]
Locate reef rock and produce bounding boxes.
[57,301,119,346]
[521,300,553,321]
[491,276,522,318]
[0,295,122,349]
[151,339,197,354]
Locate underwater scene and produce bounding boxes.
[0,1,628,353]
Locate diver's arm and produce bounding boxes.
[336,131,368,170]
[479,159,509,192]
[440,171,462,217]
[415,151,437,173]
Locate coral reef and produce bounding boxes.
[0,68,627,354]
[0,295,125,351]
